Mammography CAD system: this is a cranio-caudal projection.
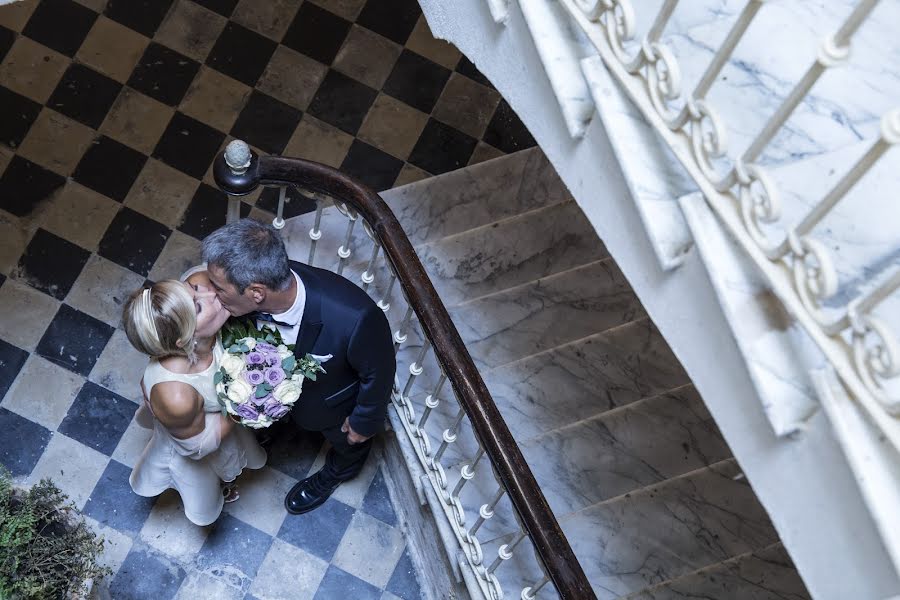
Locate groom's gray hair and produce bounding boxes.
[202,219,293,293]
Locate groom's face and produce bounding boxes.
[207,264,257,317]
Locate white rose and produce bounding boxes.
[290,373,304,386]
[240,337,257,350]
[220,353,245,379]
[227,379,253,404]
[277,345,291,360]
[273,380,302,405]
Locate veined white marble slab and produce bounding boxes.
[680,192,822,437]
[484,0,509,24]
[582,55,695,270]
[519,0,595,139]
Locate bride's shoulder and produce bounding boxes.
[159,354,193,374]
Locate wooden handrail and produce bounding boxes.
[214,151,597,600]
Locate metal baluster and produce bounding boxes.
[336,204,357,276]
[521,575,550,600]
[272,186,287,230]
[403,341,432,398]
[361,243,381,291]
[488,531,527,574]
[379,274,397,312]
[418,374,447,432]
[307,203,324,266]
[433,408,465,464]
[223,140,250,224]
[452,447,485,499]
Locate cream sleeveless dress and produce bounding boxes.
[129,341,267,526]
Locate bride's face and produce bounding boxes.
[185,282,229,338]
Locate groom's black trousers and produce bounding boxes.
[320,423,372,482]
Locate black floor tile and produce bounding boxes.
[178,183,250,240]
[99,207,171,276]
[128,42,201,107]
[0,156,66,217]
[340,139,403,192]
[265,428,324,480]
[197,514,273,580]
[0,407,52,477]
[230,90,302,155]
[455,55,492,88]
[58,381,136,456]
[483,99,536,154]
[356,0,420,45]
[383,49,451,114]
[206,21,277,87]
[190,0,238,18]
[306,69,377,136]
[104,0,174,37]
[282,2,351,65]
[36,304,115,376]
[110,548,186,600]
[277,497,354,561]
[408,118,477,175]
[153,111,226,179]
[0,338,28,401]
[17,228,91,300]
[0,25,16,62]
[83,460,156,534]
[22,0,97,57]
[360,468,397,526]
[47,63,123,129]
[255,186,316,219]
[73,135,148,202]
[314,566,381,600]
[386,550,422,600]
[0,87,42,150]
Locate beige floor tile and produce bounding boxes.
[147,230,203,282]
[17,108,96,176]
[306,0,365,21]
[140,490,210,560]
[76,16,148,83]
[0,278,59,350]
[124,159,198,228]
[283,115,353,168]
[406,15,461,70]
[174,572,243,600]
[222,466,294,536]
[0,36,70,103]
[4,355,84,430]
[28,432,109,509]
[0,0,37,32]
[433,72,501,139]
[73,0,107,11]
[155,0,227,62]
[249,539,328,600]
[111,415,153,469]
[333,25,402,90]
[89,329,148,401]
[332,511,405,588]
[257,45,327,111]
[393,162,430,187]
[66,254,146,327]
[0,145,12,172]
[0,211,35,275]
[37,182,120,251]
[357,93,428,160]
[84,516,134,575]
[100,87,174,155]
[468,140,505,166]
[231,0,301,41]
[179,66,251,132]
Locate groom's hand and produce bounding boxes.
[341,417,371,445]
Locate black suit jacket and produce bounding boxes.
[287,260,395,438]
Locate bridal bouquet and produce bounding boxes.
[215,319,326,429]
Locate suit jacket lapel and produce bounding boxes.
[293,262,323,357]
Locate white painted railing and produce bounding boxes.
[497,0,900,581]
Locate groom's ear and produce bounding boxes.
[247,283,267,305]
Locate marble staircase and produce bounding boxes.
[282,147,809,599]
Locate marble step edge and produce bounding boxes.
[620,541,804,600]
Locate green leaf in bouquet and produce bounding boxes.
[306,371,317,381]
[239,343,250,352]
[214,370,224,385]
[281,355,296,372]
[255,385,270,399]
[228,344,243,354]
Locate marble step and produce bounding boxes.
[556,459,780,600]
[519,385,732,517]
[624,543,810,600]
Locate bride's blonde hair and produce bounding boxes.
[123,280,197,363]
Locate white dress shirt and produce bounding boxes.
[257,271,305,345]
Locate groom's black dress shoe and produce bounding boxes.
[285,470,341,514]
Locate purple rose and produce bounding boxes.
[264,398,291,419]
[251,393,272,408]
[247,352,265,365]
[256,342,277,353]
[264,353,280,367]
[265,367,285,386]
[235,403,259,421]
[244,369,265,386]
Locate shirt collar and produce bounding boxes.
[267,271,304,328]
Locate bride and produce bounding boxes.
[121,268,266,526]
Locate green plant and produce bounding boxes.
[0,470,111,599]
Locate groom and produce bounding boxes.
[202,219,396,514]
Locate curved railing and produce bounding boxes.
[214,144,596,600]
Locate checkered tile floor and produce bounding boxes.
[0,0,536,597]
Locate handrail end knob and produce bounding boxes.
[215,140,260,197]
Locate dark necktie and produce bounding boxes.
[254,312,293,328]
